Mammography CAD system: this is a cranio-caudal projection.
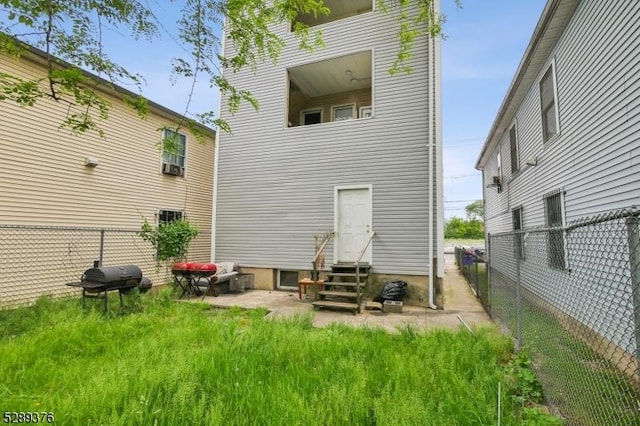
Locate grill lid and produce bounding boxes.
[82,265,142,285]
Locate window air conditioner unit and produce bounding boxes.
[162,163,184,177]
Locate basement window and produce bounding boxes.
[287,51,372,127]
[293,0,373,29]
[278,270,299,290]
[158,210,183,224]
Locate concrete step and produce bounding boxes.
[312,300,359,314]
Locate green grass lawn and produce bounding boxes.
[0,292,561,425]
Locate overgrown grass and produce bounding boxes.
[490,284,640,425]
[0,293,560,425]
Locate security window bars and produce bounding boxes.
[540,64,558,142]
[512,207,524,260]
[544,191,565,269]
[510,124,519,173]
[162,129,186,168]
[159,210,183,224]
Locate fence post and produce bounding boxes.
[99,229,105,267]
[626,216,640,372]
[515,232,522,350]
[487,233,492,317]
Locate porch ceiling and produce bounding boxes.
[289,51,372,98]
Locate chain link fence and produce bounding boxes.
[486,207,640,425]
[0,225,211,307]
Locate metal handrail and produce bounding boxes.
[355,231,375,313]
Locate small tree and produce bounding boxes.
[138,218,198,267]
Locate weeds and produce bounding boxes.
[0,296,561,425]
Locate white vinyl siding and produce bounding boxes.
[0,53,214,231]
[482,0,640,233]
[216,4,438,275]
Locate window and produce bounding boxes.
[332,104,355,121]
[301,109,323,126]
[496,146,503,193]
[540,63,559,142]
[158,209,183,224]
[162,129,186,168]
[293,0,373,28]
[286,51,372,127]
[544,191,566,269]
[509,124,519,174]
[512,207,524,260]
[278,270,299,289]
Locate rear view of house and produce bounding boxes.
[214,0,444,307]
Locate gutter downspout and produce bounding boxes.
[427,3,438,310]
[210,21,226,262]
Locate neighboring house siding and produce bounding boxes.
[479,0,640,354]
[216,7,437,275]
[0,53,214,230]
[483,0,640,233]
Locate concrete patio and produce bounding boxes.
[191,254,493,333]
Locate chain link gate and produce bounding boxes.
[487,207,640,425]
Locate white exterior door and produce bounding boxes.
[336,187,372,264]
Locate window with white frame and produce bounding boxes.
[162,129,186,169]
[158,209,183,224]
[540,63,559,142]
[509,123,519,174]
[544,191,566,269]
[332,104,355,121]
[512,206,524,260]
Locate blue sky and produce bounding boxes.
[101,0,547,218]
[440,0,546,217]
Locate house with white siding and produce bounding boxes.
[0,43,215,304]
[476,0,640,355]
[477,0,639,235]
[213,0,444,309]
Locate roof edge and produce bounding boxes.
[3,35,216,139]
[475,0,577,170]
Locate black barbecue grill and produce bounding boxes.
[66,265,147,312]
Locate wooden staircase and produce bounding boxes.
[312,262,370,314]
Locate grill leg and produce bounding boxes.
[104,291,108,314]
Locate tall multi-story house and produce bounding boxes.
[213,0,444,311]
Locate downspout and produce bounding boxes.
[434,0,445,303]
[210,20,226,262]
[427,3,438,310]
